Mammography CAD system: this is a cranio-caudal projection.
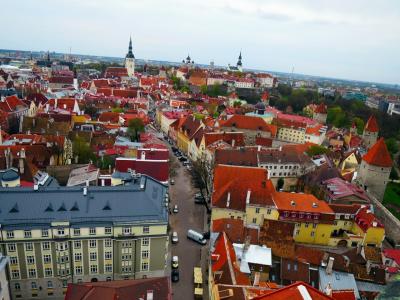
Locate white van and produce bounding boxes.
[187,229,207,245]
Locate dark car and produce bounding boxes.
[202,231,210,239]
[171,269,179,282]
[178,156,187,162]
[194,197,205,204]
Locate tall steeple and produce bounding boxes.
[237,51,242,66]
[126,36,135,59]
[125,36,135,77]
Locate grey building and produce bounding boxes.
[0,175,169,300]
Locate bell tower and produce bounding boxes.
[125,36,135,77]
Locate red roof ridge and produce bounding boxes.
[364,115,379,132]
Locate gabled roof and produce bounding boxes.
[204,132,244,147]
[315,103,327,114]
[221,115,277,137]
[362,138,392,167]
[253,281,334,300]
[354,206,384,232]
[273,192,334,214]
[364,115,379,133]
[212,218,245,243]
[64,277,172,300]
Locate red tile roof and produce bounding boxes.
[354,206,384,232]
[49,76,74,84]
[98,112,120,123]
[315,103,327,114]
[64,277,172,300]
[364,115,379,132]
[331,290,356,300]
[383,249,400,265]
[212,218,245,243]
[254,282,334,300]
[362,138,392,167]
[273,192,333,214]
[221,115,277,137]
[204,132,244,147]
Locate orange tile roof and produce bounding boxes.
[364,115,379,132]
[254,282,334,300]
[332,290,356,300]
[273,192,334,214]
[362,138,392,167]
[212,218,245,243]
[222,115,277,137]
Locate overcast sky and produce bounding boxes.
[2,0,400,84]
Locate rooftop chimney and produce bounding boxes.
[226,192,231,208]
[146,290,154,300]
[246,190,251,204]
[326,257,334,275]
[324,283,332,296]
[83,187,87,196]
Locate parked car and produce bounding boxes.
[171,256,179,269]
[170,179,175,185]
[187,229,207,245]
[173,204,179,213]
[171,269,179,282]
[194,193,204,200]
[183,161,190,166]
[172,231,179,243]
[178,156,187,162]
[194,197,205,204]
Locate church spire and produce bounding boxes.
[237,51,242,66]
[126,36,135,59]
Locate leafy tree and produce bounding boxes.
[277,84,292,97]
[277,178,284,191]
[127,118,145,142]
[112,107,124,113]
[72,136,97,164]
[83,105,98,119]
[390,167,399,181]
[306,145,329,157]
[99,155,115,170]
[233,101,242,108]
[200,85,208,94]
[352,117,365,135]
[180,85,190,93]
[386,138,399,157]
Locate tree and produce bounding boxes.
[277,178,284,191]
[98,155,115,170]
[112,107,124,113]
[83,105,98,119]
[306,145,329,157]
[352,117,365,135]
[390,167,399,181]
[385,138,399,157]
[127,118,145,142]
[72,136,97,164]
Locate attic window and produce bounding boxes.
[45,203,54,212]
[70,202,79,211]
[103,202,111,211]
[9,203,19,213]
[58,203,67,212]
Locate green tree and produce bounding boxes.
[112,107,124,113]
[72,136,96,164]
[306,145,329,157]
[277,178,284,191]
[390,167,399,181]
[386,138,399,157]
[352,117,365,135]
[127,118,145,142]
[200,85,208,94]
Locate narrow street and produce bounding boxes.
[169,160,207,299]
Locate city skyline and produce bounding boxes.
[2,0,400,84]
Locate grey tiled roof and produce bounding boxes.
[0,176,168,229]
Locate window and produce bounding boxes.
[15,283,21,291]
[57,229,65,235]
[75,266,83,275]
[142,250,149,259]
[44,268,52,277]
[295,229,300,235]
[311,231,315,237]
[305,223,309,228]
[143,226,149,234]
[42,229,49,237]
[344,221,348,226]
[252,218,257,224]
[90,265,98,274]
[313,223,317,229]
[123,227,131,235]
[10,256,18,265]
[287,263,291,271]
[105,264,112,273]
[105,227,112,234]
[267,209,271,214]
[28,269,37,278]
[25,242,33,251]
[142,238,149,246]
[47,281,53,289]
[31,282,37,289]
[255,207,260,214]
[90,252,97,261]
[294,263,298,271]
[333,221,338,226]
[27,255,35,264]
[74,228,81,236]
[11,270,20,279]
[24,230,32,238]
[89,240,97,248]
[141,262,149,271]
[7,231,14,239]
[105,239,112,248]
[42,242,50,251]
[74,241,81,249]
[74,253,82,262]
[105,252,112,260]
[89,227,96,235]
[63,280,68,288]
[43,254,51,264]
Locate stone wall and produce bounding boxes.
[368,191,400,247]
